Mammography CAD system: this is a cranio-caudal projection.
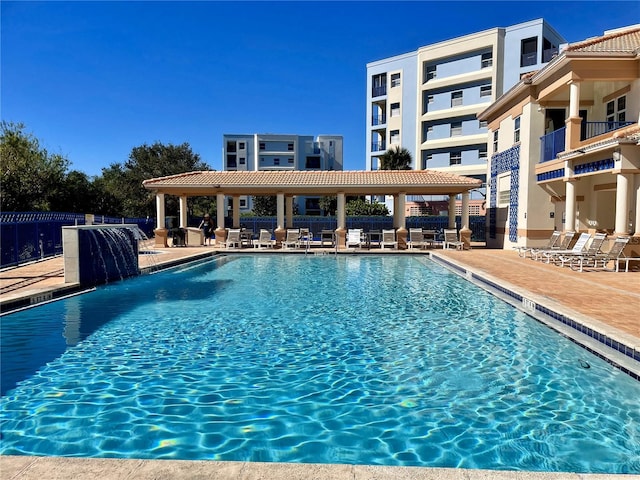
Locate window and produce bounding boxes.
[288,143,294,151]
[607,95,626,123]
[372,73,387,97]
[514,116,521,143]
[450,152,462,165]
[390,102,400,117]
[480,85,492,98]
[427,95,434,104]
[451,122,462,136]
[451,91,463,107]
[391,73,401,87]
[259,142,266,150]
[226,141,237,153]
[498,174,511,206]
[239,199,247,208]
[521,37,538,67]
[239,157,245,165]
[273,158,280,165]
[425,64,436,81]
[493,130,499,152]
[479,147,487,161]
[306,156,321,169]
[390,130,400,144]
[481,52,493,68]
[479,120,488,129]
[288,157,294,164]
[238,142,245,150]
[226,155,237,168]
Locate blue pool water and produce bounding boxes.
[1,255,639,472]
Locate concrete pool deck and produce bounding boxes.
[1,245,639,479]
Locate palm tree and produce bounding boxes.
[380,146,412,170]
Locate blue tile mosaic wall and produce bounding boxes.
[489,145,520,241]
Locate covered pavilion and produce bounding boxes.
[142,170,482,248]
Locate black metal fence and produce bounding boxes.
[0,212,155,268]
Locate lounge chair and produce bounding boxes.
[531,231,575,261]
[282,229,301,249]
[407,228,427,250]
[225,228,242,248]
[515,231,561,258]
[254,229,275,249]
[537,232,590,264]
[443,229,463,250]
[381,229,397,249]
[557,232,607,267]
[569,236,630,272]
[346,229,363,248]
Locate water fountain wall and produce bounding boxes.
[62,225,140,286]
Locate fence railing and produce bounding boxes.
[540,127,565,163]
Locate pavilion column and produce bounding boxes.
[614,173,630,236]
[396,192,408,249]
[214,192,226,246]
[565,80,583,150]
[179,195,188,228]
[232,195,240,228]
[448,195,456,229]
[336,192,346,249]
[460,192,472,250]
[392,195,399,228]
[634,174,640,236]
[154,192,168,247]
[275,193,286,247]
[565,180,576,232]
[286,196,294,228]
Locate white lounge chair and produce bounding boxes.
[443,229,463,250]
[346,229,363,248]
[282,229,301,249]
[515,230,561,258]
[225,228,242,248]
[407,228,427,250]
[254,229,275,249]
[538,232,590,264]
[569,236,630,272]
[381,229,397,249]
[531,231,575,261]
[557,232,607,267]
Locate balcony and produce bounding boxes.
[581,121,635,140]
[371,141,386,152]
[521,52,537,67]
[540,127,565,163]
[542,48,558,63]
[372,86,387,98]
[372,114,386,126]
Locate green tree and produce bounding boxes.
[102,142,210,217]
[345,199,389,216]
[380,145,412,170]
[319,196,337,216]
[251,196,277,216]
[0,121,69,211]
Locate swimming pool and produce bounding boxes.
[1,255,639,473]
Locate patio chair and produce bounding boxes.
[407,228,427,250]
[514,230,561,258]
[531,231,575,261]
[557,232,607,267]
[381,229,397,249]
[225,228,242,248]
[282,229,301,249]
[443,229,463,250]
[569,236,630,272]
[346,229,364,248]
[538,232,590,264]
[254,229,275,249]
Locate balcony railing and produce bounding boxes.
[582,121,635,140]
[372,86,386,98]
[372,114,386,126]
[521,52,537,67]
[540,126,565,163]
[542,48,558,63]
[371,141,386,152]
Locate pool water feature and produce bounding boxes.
[1,255,639,473]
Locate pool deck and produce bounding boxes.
[1,244,639,479]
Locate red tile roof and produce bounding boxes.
[565,27,640,53]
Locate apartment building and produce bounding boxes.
[222,133,343,215]
[478,25,640,249]
[366,19,565,212]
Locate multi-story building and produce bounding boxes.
[478,25,640,249]
[366,19,565,213]
[222,133,343,215]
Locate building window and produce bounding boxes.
[493,130,499,152]
[226,155,237,168]
[239,157,245,165]
[479,147,487,161]
[514,116,521,143]
[450,152,462,165]
[481,52,493,68]
[239,198,247,208]
[521,37,538,67]
[226,141,237,153]
[391,73,401,87]
[427,95,434,104]
[607,95,626,123]
[451,122,462,136]
[288,157,294,164]
[390,130,400,144]
[372,73,387,97]
[238,142,245,150]
[498,174,511,206]
[306,156,320,169]
[288,143,294,151]
[391,102,400,117]
[479,120,488,129]
[425,64,436,82]
[259,142,265,150]
[451,91,463,107]
[480,85,492,98]
[274,158,280,165]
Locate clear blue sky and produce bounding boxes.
[2,1,637,175]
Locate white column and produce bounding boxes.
[337,192,346,230]
[565,181,576,232]
[614,173,630,235]
[286,196,294,228]
[448,195,456,229]
[397,192,406,229]
[569,81,580,117]
[216,193,225,230]
[179,195,188,228]
[277,193,285,230]
[392,195,399,228]
[232,195,240,228]
[155,193,165,230]
[461,192,470,229]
